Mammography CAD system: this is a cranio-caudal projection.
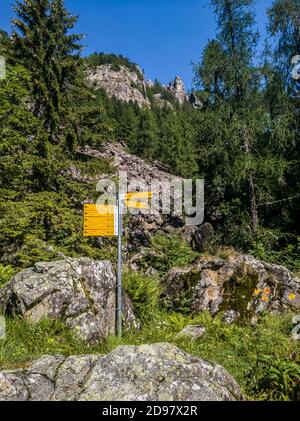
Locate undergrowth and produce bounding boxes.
[0,312,299,401]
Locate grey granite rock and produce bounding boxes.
[0,257,137,343]
[0,343,244,401]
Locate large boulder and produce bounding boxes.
[163,254,300,323]
[0,258,136,343]
[0,343,243,401]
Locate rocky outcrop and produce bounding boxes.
[79,142,181,185]
[0,343,243,401]
[0,258,136,343]
[85,64,150,108]
[167,76,189,104]
[163,254,300,323]
[85,62,201,109]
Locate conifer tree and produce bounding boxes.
[194,0,287,240]
[267,0,300,237]
[268,0,300,84]
[12,0,83,136]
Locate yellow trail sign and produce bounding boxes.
[83,204,118,237]
[124,192,153,200]
[124,192,153,210]
[84,204,115,215]
[125,200,149,210]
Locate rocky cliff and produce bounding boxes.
[167,76,189,104]
[85,64,150,108]
[85,63,200,108]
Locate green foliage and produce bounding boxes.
[139,234,198,275]
[1,313,298,401]
[251,237,300,271]
[13,0,83,134]
[0,264,15,287]
[248,357,300,401]
[123,270,163,322]
[0,318,91,369]
[69,156,113,177]
[146,79,177,104]
[191,0,300,258]
[268,0,300,82]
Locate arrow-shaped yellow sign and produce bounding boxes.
[124,192,153,200]
[123,192,153,210]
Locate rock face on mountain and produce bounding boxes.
[163,254,300,323]
[0,258,136,343]
[85,64,150,108]
[167,76,189,104]
[85,64,193,108]
[82,141,182,186]
[0,343,243,401]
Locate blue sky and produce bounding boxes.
[0,0,274,89]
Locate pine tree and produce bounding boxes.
[267,0,300,238]
[133,109,158,157]
[268,0,300,84]
[12,0,83,136]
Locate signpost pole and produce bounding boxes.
[117,193,123,337]
[83,192,152,338]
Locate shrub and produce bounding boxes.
[140,234,198,275]
[0,264,15,287]
[248,357,300,401]
[123,270,163,322]
[251,237,300,271]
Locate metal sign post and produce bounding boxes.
[83,191,152,339]
[116,193,123,338]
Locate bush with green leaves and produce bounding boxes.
[0,264,15,287]
[139,234,198,275]
[123,270,163,322]
[251,236,300,271]
[248,357,300,401]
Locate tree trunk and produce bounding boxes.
[243,129,258,234]
[249,175,258,234]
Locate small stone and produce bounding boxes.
[222,310,240,325]
[192,223,214,252]
[176,325,206,340]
